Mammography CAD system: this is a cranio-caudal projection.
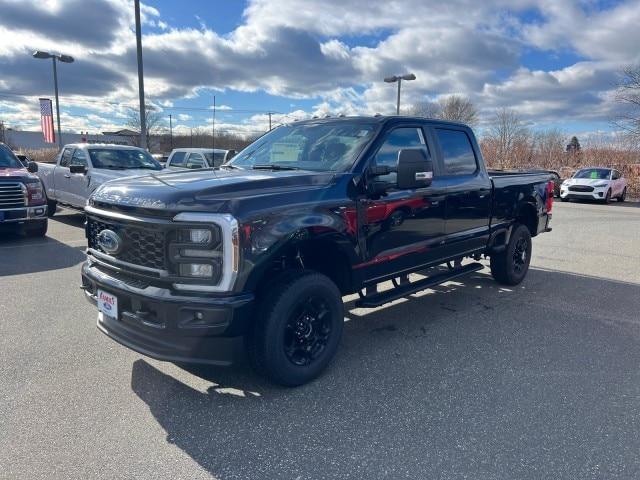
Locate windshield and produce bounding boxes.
[0,145,23,169]
[229,122,377,172]
[88,148,162,170]
[573,168,611,180]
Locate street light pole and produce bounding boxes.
[33,50,74,149]
[51,56,62,148]
[384,73,416,115]
[134,0,147,149]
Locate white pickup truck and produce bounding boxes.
[37,144,163,215]
[165,148,236,170]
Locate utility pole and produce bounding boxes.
[190,128,193,147]
[0,120,5,144]
[169,114,173,150]
[212,95,216,151]
[268,112,272,131]
[134,0,147,149]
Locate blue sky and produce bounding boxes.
[0,0,639,141]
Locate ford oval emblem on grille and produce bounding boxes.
[97,229,122,255]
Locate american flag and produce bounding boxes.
[39,98,55,143]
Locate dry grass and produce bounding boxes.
[16,148,59,163]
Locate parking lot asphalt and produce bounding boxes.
[1,201,639,480]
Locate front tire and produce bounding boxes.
[604,189,611,204]
[490,224,532,286]
[247,271,344,386]
[47,198,57,217]
[618,188,627,202]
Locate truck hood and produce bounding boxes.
[95,168,163,181]
[91,168,336,213]
[0,167,38,181]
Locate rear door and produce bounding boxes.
[54,147,75,203]
[168,151,187,168]
[432,127,491,254]
[362,125,447,280]
[185,152,207,169]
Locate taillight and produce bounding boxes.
[26,182,46,206]
[546,180,554,213]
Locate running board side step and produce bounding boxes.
[355,262,484,308]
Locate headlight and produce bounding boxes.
[179,228,213,244]
[593,183,609,188]
[171,213,239,292]
[26,182,45,205]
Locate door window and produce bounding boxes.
[169,151,187,167]
[186,153,207,169]
[373,128,428,184]
[70,149,88,167]
[59,148,74,167]
[612,170,621,180]
[435,129,477,175]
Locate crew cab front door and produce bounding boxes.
[361,126,447,281]
[68,148,90,207]
[53,147,74,204]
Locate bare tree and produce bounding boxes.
[126,104,165,148]
[407,95,478,126]
[438,95,478,125]
[533,129,567,169]
[482,108,532,169]
[614,65,640,142]
[407,100,440,119]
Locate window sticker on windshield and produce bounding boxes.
[357,130,369,137]
[270,142,301,162]
[590,171,598,179]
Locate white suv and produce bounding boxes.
[560,167,627,203]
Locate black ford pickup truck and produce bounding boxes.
[81,116,553,386]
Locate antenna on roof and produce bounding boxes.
[374,113,382,117]
[325,115,331,118]
[338,114,345,117]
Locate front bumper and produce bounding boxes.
[0,205,47,223]
[81,261,254,366]
[560,187,608,201]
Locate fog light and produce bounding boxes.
[179,263,213,278]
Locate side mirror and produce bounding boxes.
[27,161,38,173]
[397,148,433,189]
[69,164,87,174]
[226,150,236,160]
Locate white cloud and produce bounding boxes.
[0,0,638,135]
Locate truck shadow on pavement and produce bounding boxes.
[0,212,86,276]
[130,266,640,479]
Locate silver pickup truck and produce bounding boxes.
[37,144,163,215]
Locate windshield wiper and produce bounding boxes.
[219,164,241,170]
[252,164,300,171]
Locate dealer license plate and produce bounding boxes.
[97,289,118,319]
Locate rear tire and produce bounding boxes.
[23,219,48,238]
[490,224,532,286]
[246,270,344,386]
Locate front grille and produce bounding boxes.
[87,217,167,271]
[0,182,26,209]
[568,185,594,192]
